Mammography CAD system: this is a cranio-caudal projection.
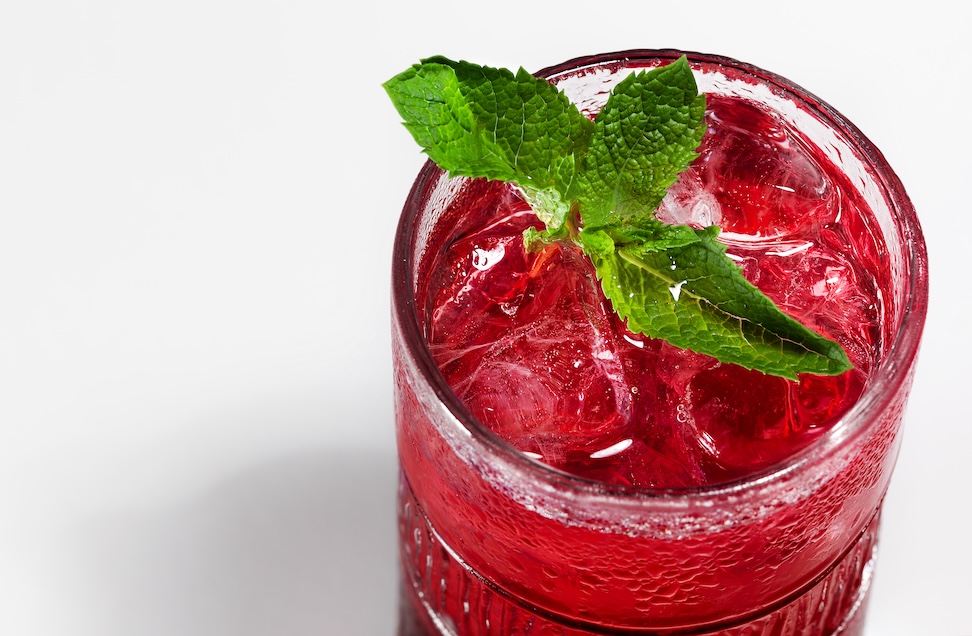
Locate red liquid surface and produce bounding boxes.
[397,91,897,635]
[422,95,881,489]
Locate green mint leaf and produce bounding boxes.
[383,57,593,230]
[580,221,853,380]
[574,57,706,228]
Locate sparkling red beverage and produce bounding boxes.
[391,51,928,635]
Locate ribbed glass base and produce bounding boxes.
[397,473,876,636]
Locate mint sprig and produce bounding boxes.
[384,56,853,380]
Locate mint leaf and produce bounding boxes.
[580,222,852,380]
[575,57,706,228]
[383,57,593,230]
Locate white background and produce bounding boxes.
[1,1,968,634]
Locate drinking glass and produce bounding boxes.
[391,50,928,635]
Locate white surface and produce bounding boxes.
[0,2,968,634]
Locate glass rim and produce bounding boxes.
[391,48,929,501]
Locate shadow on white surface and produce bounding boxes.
[80,448,398,636]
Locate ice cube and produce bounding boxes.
[429,237,637,462]
[696,96,841,241]
[657,171,723,229]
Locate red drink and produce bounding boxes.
[392,51,928,635]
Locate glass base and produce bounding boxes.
[397,473,877,636]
